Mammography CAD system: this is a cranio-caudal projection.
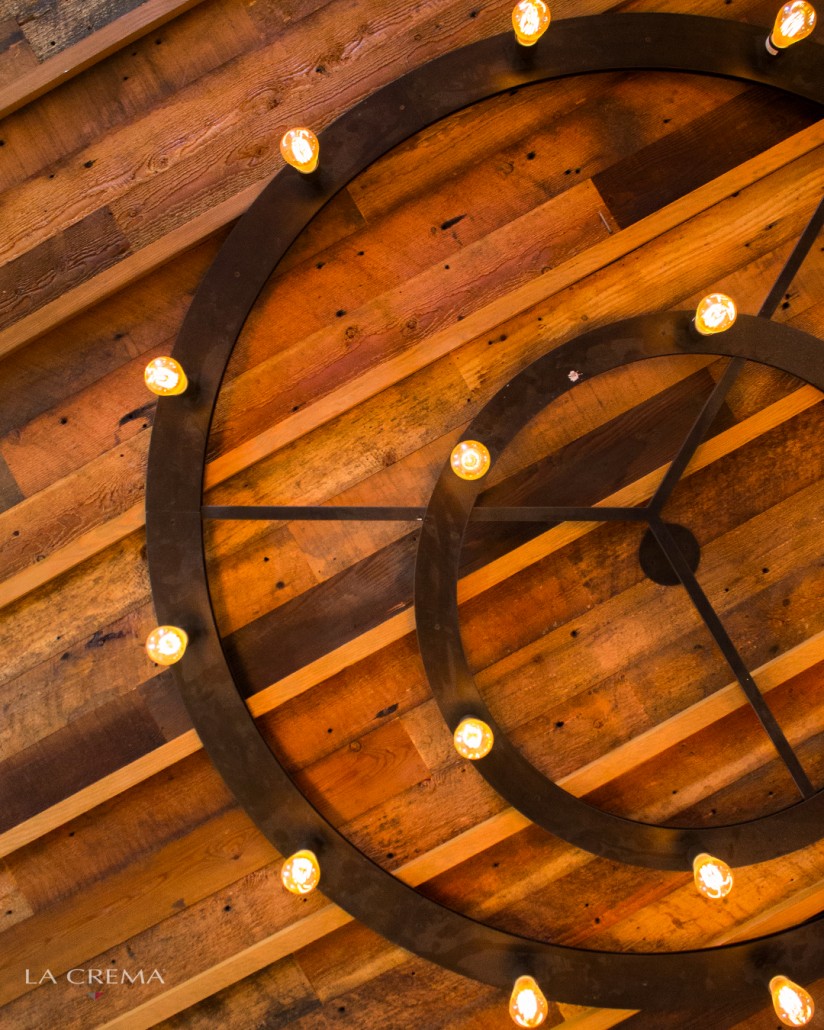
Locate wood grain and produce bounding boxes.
[2,8,824,1028]
[0,0,208,118]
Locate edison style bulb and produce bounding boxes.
[280,128,320,173]
[770,976,815,1026]
[692,853,734,899]
[281,850,321,895]
[453,717,494,760]
[450,440,491,480]
[144,356,188,396]
[768,2,816,51]
[694,293,737,335]
[509,976,549,1027]
[145,625,188,665]
[512,0,551,45]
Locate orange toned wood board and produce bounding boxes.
[0,0,823,1027]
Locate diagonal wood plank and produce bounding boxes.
[0,397,821,853]
[0,0,209,121]
[0,133,821,615]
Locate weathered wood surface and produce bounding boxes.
[0,0,823,1027]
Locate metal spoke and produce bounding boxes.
[647,516,814,799]
[202,504,647,523]
[757,194,824,320]
[202,505,426,521]
[647,357,743,517]
[648,193,824,519]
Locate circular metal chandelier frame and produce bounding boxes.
[145,14,824,1011]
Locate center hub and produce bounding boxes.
[638,522,701,586]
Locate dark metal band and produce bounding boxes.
[415,313,824,871]
[145,15,824,1010]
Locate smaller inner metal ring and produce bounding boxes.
[414,312,824,870]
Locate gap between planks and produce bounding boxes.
[0,130,822,612]
[0,0,208,122]
[0,382,820,863]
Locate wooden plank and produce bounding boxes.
[0,132,817,614]
[0,809,278,1007]
[1,385,818,860]
[0,206,129,332]
[0,454,22,513]
[0,18,38,92]
[0,180,261,359]
[206,135,824,486]
[0,0,262,195]
[220,368,725,695]
[0,352,154,498]
[593,85,823,228]
[0,230,224,436]
[209,177,616,458]
[154,957,323,1030]
[0,718,428,1008]
[0,0,209,119]
[4,642,815,1021]
[57,669,824,1030]
[0,602,166,759]
[0,530,149,687]
[0,691,168,829]
[345,70,742,224]
[0,55,820,363]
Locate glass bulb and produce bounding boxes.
[694,293,737,335]
[453,717,494,760]
[144,356,188,396]
[450,440,491,480]
[145,625,188,665]
[692,853,734,899]
[770,976,815,1027]
[509,976,549,1027]
[768,2,816,50]
[281,849,321,895]
[512,0,551,45]
[280,127,320,173]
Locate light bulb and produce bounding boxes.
[281,850,321,895]
[145,625,188,665]
[512,0,551,45]
[509,976,549,1027]
[280,128,320,173]
[144,356,188,396]
[693,293,737,336]
[770,976,815,1026]
[453,717,494,760]
[692,853,734,899]
[767,2,816,52]
[450,440,491,480]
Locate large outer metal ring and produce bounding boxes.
[415,313,824,870]
[145,16,824,1010]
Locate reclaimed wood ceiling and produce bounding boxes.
[0,0,823,1027]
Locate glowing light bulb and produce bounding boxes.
[512,0,551,45]
[144,356,188,396]
[767,2,816,52]
[450,440,491,480]
[770,976,815,1027]
[145,625,188,665]
[692,853,734,899]
[694,293,737,336]
[509,976,549,1027]
[453,717,494,760]
[280,128,320,173]
[281,850,321,895]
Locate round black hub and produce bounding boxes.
[638,522,701,586]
